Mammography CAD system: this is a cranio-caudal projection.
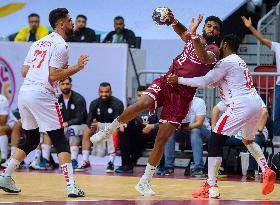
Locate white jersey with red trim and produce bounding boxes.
[20,32,69,95]
[178,54,258,106]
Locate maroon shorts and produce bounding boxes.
[143,76,195,126]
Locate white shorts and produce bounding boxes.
[65,124,87,144]
[213,95,262,140]
[18,91,63,132]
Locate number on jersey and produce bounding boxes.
[31,50,47,69]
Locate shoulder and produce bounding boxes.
[90,98,100,107]
[192,97,206,109]
[18,26,30,33]
[72,91,86,101]
[111,96,123,104]
[86,27,95,33]
[38,25,48,31]
[124,29,135,35]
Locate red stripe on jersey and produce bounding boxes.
[217,115,229,134]
[55,101,64,128]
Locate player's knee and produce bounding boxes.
[18,128,40,155]
[242,138,254,146]
[208,131,229,157]
[47,128,70,154]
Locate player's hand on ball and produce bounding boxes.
[167,73,178,84]
[189,14,203,35]
[77,55,89,70]
[241,16,252,28]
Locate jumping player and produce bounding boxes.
[0,8,89,197]
[91,11,222,196]
[167,34,276,198]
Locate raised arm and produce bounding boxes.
[166,9,188,42]
[241,16,272,49]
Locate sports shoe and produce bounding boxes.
[115,165,133,173]
[217,168,228,178]
[106,161,114,173]
[0,175,21,193]
[156,167,174,176]
[262,168,276,195]
[66,183,85,197]
[38,158,54,170]
[192,181,220,199]
[72,159,78,170]
[191,170,204,177]
[29,159,41,170]
[90,118,120,144]
[135,179,155,196]
[246,170,255,180]
[75,160,91,172]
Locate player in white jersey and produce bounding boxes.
[167,34,276,198]
[0,8,89,197]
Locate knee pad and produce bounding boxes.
[47,128,70,154]
[208,131,229,157]
[19,128,40,155]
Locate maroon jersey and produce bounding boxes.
[144,33,219,125]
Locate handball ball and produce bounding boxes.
[152,7,171,26]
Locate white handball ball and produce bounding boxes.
[152,7,171,26]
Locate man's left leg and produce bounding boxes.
[135,122,177,196]
[47,128,85,197]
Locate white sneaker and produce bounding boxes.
[1,159,9,168]
[135,179,155,196]
[29,160,40,170]
[66,183,85,197]
[0,175,21,193]
[90,129,112,144]
[209,186,220,199]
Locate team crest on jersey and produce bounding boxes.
[97,108,101,115]
[108,108,113,114]
[0,57,16,106]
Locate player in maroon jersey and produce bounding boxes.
[91,11,222,195]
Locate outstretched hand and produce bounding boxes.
[77,55,89,70]
[241,16,252,28]
[166,8,176,25]
[167,73,179,84]
[189,14,203,35]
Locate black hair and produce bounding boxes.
[49,8,69,29]
[76,14,87,21]
[205,16,223,32]
[114,16,124,22]
[59,77,72,83]
[222,34,240,53]
[28,13,39,19]
[99,82,111,89]
[137,85,148,92]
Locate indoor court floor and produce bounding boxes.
[0,166,279,205]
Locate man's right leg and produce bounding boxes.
[91,95,154,144]
[0,128,41,193]
[190,128,204,176]
[136,122,177,196]
[75,127,93,171]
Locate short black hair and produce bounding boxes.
[222,34,240,53]
[49,8,69,29]
[205,16,223,32]
[76,14,87,21]
[28,13,39,19]
[99,82,111,89]
[114,16,124,22]
[59,77,72,83]
[137,85,148,92]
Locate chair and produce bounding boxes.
[253,65,277,110]
[7,32,18,41]
[135,36,141,49]
[95,34,101,43]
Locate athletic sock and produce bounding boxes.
[41,144,51,161]
[246,142,269,172]
[11,146,16,156]
[61,163,75,186]
[82,150,90,161]
[0,135,8,160]
[70,146,79,161]
[2,158,20,177]
[207,157,222,186]
[141,163,156,182]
